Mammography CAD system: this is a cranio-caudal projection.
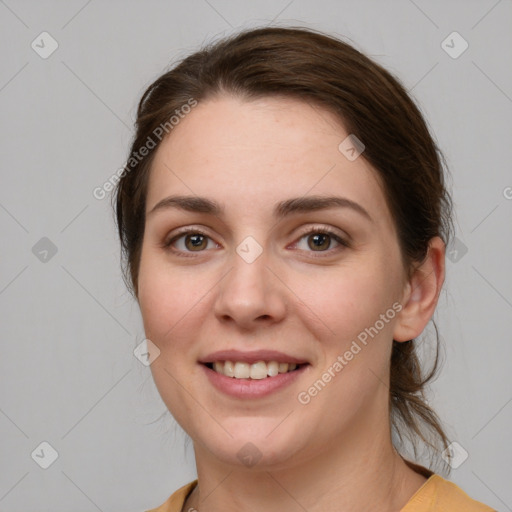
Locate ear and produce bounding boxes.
[393,236,446,342]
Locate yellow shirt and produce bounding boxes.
[146,474,496,512]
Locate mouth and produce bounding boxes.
[198,350,312,400]
[203,360,307,379]
[201,361,309,399]
[199,350,310,399]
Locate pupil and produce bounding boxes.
[187,234,206,250]
[309,233,329,251]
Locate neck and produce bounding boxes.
[184,413,427,512]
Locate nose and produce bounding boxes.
[213,246,287,330]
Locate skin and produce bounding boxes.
[137,95,445,512]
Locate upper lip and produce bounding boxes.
[199,349,309,365]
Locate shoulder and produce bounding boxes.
[402,474,496,512]
[145,480,198,512]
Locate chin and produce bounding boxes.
[195,420,310,471]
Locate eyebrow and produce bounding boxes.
[147,195,373,222]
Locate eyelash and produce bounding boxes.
[161,226,350,258]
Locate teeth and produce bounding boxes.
[234,362,250,379]
[267,361,279,377]
[210,360,301,379]
[250,361,267,380]
[224,360,235,377]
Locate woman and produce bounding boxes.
[113,26,495,512]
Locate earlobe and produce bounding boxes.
[393,237,446,343]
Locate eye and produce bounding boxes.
[293,227,349,254]
[163,229,219,254]
[162,225,350,257]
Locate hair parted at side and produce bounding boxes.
[113,25,454,474]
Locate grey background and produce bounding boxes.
[0,1,511,511]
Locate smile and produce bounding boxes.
[207,360,302,379]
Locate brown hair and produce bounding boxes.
[113,26,454,473]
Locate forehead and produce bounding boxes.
[146,95,390,226]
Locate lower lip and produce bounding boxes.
[201,363,308,399]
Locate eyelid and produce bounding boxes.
[293,223,350,244]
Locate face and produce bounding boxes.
[137,95,410,469]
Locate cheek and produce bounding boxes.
[137,253,207,343]
[295,269,397,421]
[293,265,391,344]
[138,257,207,427]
